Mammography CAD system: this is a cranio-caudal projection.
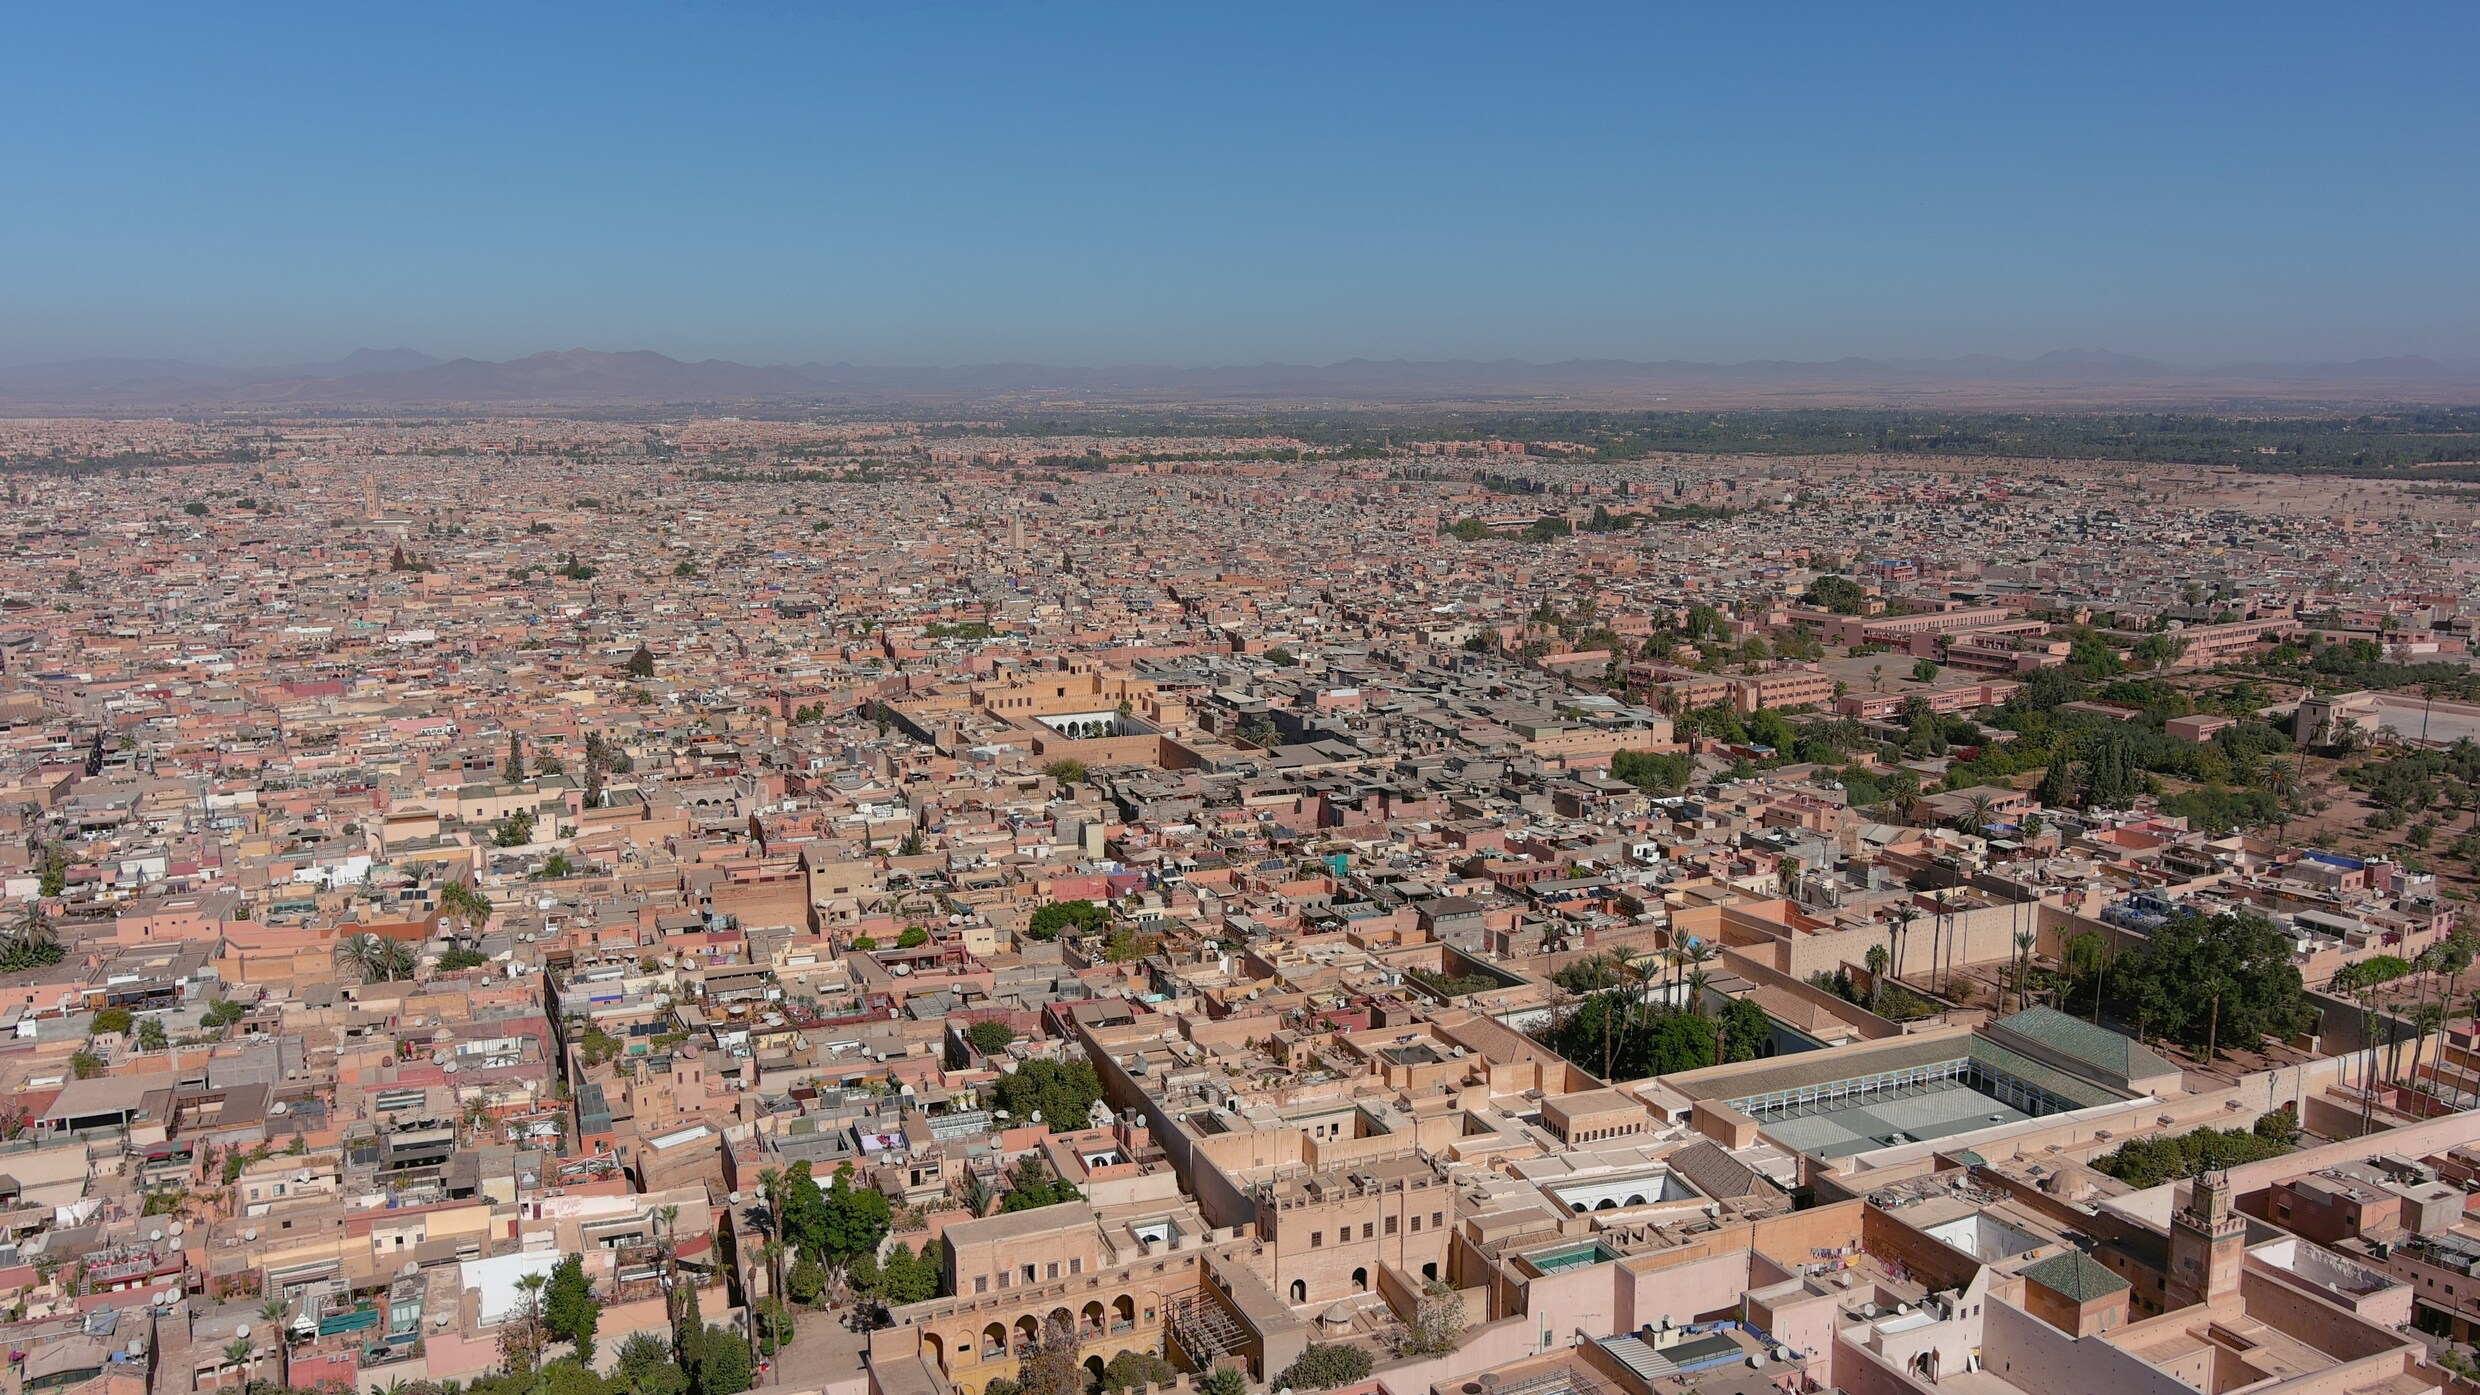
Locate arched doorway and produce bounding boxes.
[1352,1267,1369,1291]
[1015,1315,1041,1352]
[1082,1301,1106,1338]
[1112,1295,1135,1331]
[1421,1262,1438,1282]
[1085,1356,1107,1391]
[1049,1308,1073,1338]
[983,1324,1008,1360]
[1290,1279,1307,1303]
[923,1333,945,1373]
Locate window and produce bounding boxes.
[1411,1215,1422,1233]
[1022,1265,1036,1283]
[1384,1217,1398,1236]
[1047,1263,1060,1280]
[975,1276,988,1294]
[1362,1223,1374,1240]
[1310,1231,1323,1248]
[1069,1258,1081,1275]
[1432,1211,1443,1228]
[998,1273,1010,1289]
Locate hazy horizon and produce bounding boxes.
[6,3,2477,369]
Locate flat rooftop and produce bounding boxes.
[1758,1078,2032,1160]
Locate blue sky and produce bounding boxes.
[4,2,2474,367]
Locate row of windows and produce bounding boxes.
[1568,1124,1641,1143]
[971,1256,1083,1294]
[1306,1212,1440,1247]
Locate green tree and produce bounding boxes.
[993,1058,1104,1132]
[817,1165,894,1263]
[964,1020,1017,1055]
[1024,900,1109,941]
[998,1155,1083,1212]
[1198,1368,1248,1395]
[616,1332,687,1395]
[544,1253,598,1364]
[1609,749,1693,794]
[1716,995,1771,1063]
[2111,910,2311,1052]
[1911,658,1939,682]
[785,1257,828,1305]
[1801,575,1871,614]
[69,1051,104,1079]
[136,1015,168,1051]
[1274,1344,1374,1392]
[1042,759,1088,784]
[91,1006,133,1035]
[695,1324,751,1395]
[863,1241,940,1305]
[624,644,656,678]
[1102,1351,1178,1393]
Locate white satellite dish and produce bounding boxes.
[237,1325,251,1340]
[168,1222,184,1237]
[149,1229,163,1242]
[243,1229,259,1241]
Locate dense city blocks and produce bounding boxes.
[1,415,2477,1395]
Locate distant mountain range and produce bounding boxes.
[4,346,2477,411]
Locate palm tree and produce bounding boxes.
[2407,1001,2447,1102]
[1613,945,1659,1031]
[1,901,61,970]
[1960,794,1996,836]
[2264,764,2301,841]
[2013,929,2038,1013]
[1683,940,1717,1011]
[1685,968,1712,1017]
[657,1203,683,1325]
[222,1337,255,1390]
[1864,944,1890,1012]
[337,932,416,983]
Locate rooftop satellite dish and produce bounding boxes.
[168,1222,184,1237]
[400,1262,419,1278]
[236,1325,251,1341]
[269,1102,287,1116]
[432,1314,450,1328]
[243,1229,258,1241]
[149,1229,163,1242]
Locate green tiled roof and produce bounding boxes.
[1964,1037,2124,1110]
[2021,1250,2128,1302]
[1993,1006,2178,1083]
